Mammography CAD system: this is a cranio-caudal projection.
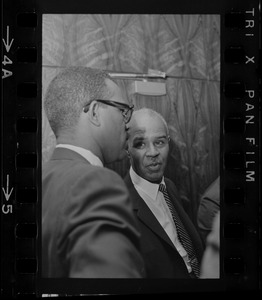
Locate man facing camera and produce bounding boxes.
[42,67,145,278]
[125,108,204,278]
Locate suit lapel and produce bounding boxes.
[125,173,175,249]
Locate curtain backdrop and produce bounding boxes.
[42,14,220,224]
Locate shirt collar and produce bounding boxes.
[56,144,103,167]
[129,166,165,201]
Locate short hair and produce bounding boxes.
[131,107,170,136]
[44,66,113,136]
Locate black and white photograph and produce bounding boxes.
[41,14,220,281]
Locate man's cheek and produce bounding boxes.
[129,151,140,165]
[131,149,142,160]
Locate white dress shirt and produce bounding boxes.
[129,166,192,273]
[56,144,103,167]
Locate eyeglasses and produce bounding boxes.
[83,99,134,124]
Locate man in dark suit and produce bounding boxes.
[125,108,204,278]
[42,67,145,278]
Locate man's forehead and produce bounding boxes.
[130,127,167,140]
[130,114,167,133]
[132,111,166,127]
[131,129,146,138]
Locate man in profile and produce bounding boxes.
[42,67,145,278]
[125,108,204,278]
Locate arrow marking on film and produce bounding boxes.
[2,175,13,201]
[2,26,14,52]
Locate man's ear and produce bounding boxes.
[88,101,101,126]
[125,149,130,158]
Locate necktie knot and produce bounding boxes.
[159,183,166,193]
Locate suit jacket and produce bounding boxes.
[42,148,145,278]
[124,172,204,278]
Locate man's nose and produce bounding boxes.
[146,143,159,157]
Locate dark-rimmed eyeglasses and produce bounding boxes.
[83,99,134,124]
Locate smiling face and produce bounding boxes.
[127,110,169,183]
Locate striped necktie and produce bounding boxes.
[159,183,200,278]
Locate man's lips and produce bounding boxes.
[146,162,162,169]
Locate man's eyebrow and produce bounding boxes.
[133,136,145,142]
[132,134,168,141]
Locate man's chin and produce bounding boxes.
[144,172,163,184]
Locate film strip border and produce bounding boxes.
[2,1,39,298]
[1,0,261,297]
[223,7,260,291]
